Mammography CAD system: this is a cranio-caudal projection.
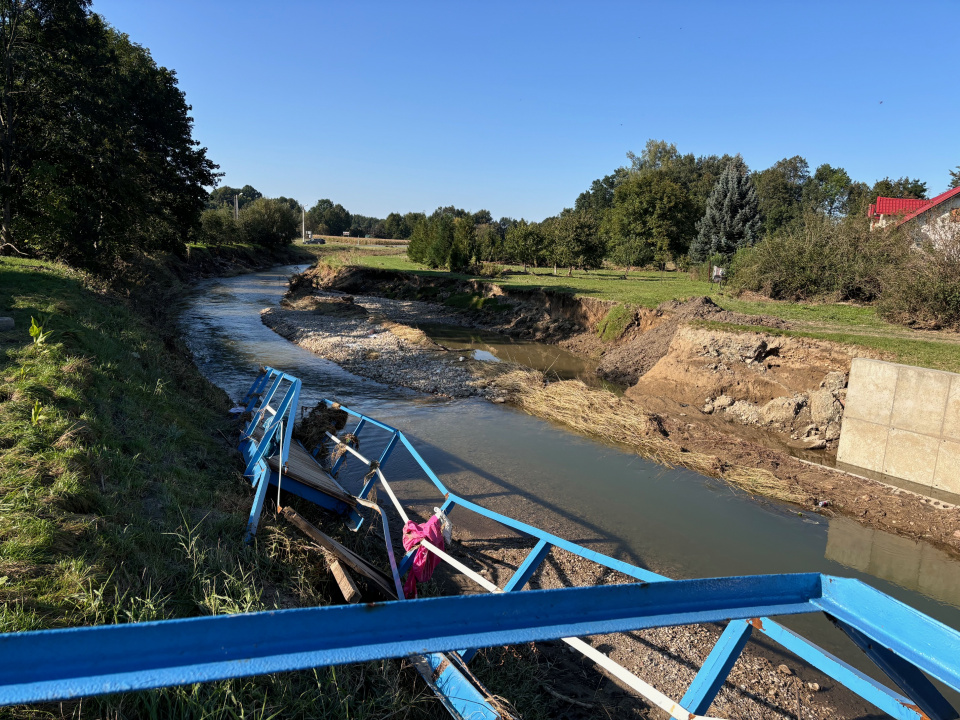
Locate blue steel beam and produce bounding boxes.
[263,390,955,720]
[815,576,960,694]
[834,620,958,720]
[0,574,823,706]
[460,539,553,663]
[680,619,753,715]
[755,619,931,720]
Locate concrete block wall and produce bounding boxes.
[837,358,960,496]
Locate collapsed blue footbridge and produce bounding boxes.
[2,366,960,719]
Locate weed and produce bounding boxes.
[29,400,44,427]
[0,257,461,719]
[28,315,52,348]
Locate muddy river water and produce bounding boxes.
[181,265,960,685]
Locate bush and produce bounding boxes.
[239,198,298,248]
[199,207,239,246]
[878,226,960,329]
[729,213,906,302]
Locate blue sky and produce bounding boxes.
[91,0,958,221]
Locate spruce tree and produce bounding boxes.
[690,157,762,262]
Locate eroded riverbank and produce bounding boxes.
[185,264,960,719]
[264,265,960,559]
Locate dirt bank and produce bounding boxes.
[270,265,960,558]
[297,263,613,344]
[596,296,789,386]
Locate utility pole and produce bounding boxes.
[301,205,305,243]
[234,194,239,221]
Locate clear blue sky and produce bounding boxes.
[91,0,958,221]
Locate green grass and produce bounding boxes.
[0,257,444,718]
[596,304,636,342]
[0,256,559,718]
[696,320,960,374]
[324,249,960,371]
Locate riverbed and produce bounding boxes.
[180,264,960,697]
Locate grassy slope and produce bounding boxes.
[331,249,960,374]
[0,256,551,720]
[0,258,436,718]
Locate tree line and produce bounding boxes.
[400,139,952,275]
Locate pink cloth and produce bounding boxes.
[402,515,444,598]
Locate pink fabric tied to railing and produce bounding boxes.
[401,515,444,598]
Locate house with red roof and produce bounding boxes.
[868,186,960,248]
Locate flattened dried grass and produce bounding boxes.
[495,370,801,504]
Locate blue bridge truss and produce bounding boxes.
[1,366,958,720]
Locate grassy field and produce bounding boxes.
[312,247,960,373]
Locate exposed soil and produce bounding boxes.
[596,297,789,386]
[263,265,960,718]
[270,265,960,560]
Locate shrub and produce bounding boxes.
[239,198,298,248]
[729,213,906,302]
[878,225,960,329]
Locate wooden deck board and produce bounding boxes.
[267,442,356,507]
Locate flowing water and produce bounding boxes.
[181,264,960,687]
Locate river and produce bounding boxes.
[181,264,960,684]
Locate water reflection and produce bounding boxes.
[180,264,960,651]
[417,323,623,392]
[827,516,960,609]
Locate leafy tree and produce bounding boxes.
[406,216,430,263]
[870,176,928,201]
[602,171,695,270]
[549,210,602,276]
[753,156,810,234]
[690,157,761,261]
[322,203,351,236]
[209,185,261,211]
[199,207,238,246]
[950,166,960,189]
[305,198,333,231]
[274,196,301,215]
[472,209,493,225]
[424,214,454,269]
[449,215,476,271]
[574,169,629,215]
[505,219,542,271]
[803,164,854,217]
[239,197,298,247]
[381,211,411,239]
[1,7,219,267]
[475,222,503,262]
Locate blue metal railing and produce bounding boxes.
[2,367,959,720]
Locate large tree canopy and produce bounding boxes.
[1,0,219,268]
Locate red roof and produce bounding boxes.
[871,196,928,216]
[897,185,960,225]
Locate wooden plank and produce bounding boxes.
[268,442,356,507]
[325,553,361,603]
[280,506,396,599]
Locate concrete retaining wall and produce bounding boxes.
[837,358,960,496]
